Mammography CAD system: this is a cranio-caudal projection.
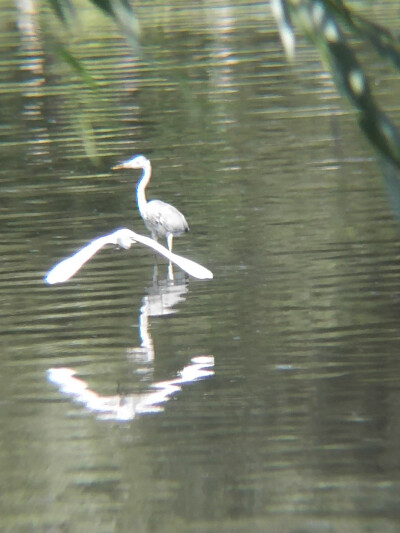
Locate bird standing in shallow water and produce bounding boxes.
[112,155,189,253]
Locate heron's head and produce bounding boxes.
[112,154,149,170]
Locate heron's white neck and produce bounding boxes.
[136,160,152,214]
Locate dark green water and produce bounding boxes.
[2,1,400,532]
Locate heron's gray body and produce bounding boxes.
[113,155,189,252]
[142,199,189,241]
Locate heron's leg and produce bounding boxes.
[152,263,159,285]
[167,234,173,252]
[167,261,174,282]
[166,234,174,281]
[150,232,160,267]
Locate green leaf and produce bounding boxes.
[322,0,400,71]
[284,0,400,171]
[54,44,98,90]
[48,0,76,25]
[88,0,141,54]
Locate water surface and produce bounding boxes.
[2,1,400,532]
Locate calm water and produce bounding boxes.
[2,1,400,532]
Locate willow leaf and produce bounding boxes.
[285,0,400,171]
[271,0,296,61]
[48,0,76,25]
[88,0,141,53]
[54,44,98,90]
[322,0,400,71]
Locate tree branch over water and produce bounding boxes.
[273,0,400,213]
[46,0,400,205]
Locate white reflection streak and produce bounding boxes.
[47,356,214,422]
[128,281,188,369]
[44,228,213,284]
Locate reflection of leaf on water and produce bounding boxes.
[273,1,400,220]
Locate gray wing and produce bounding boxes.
[144,200,189,238]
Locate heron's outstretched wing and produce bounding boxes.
[133,231,211,279]
[44,228,212,284]
[44,230,129,284]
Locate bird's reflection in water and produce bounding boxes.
[128,271,188,374]
[47,272,213,422]
[47,356,214,422]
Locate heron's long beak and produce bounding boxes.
[112,163,124,170]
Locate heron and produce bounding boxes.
[112,155,189,253]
